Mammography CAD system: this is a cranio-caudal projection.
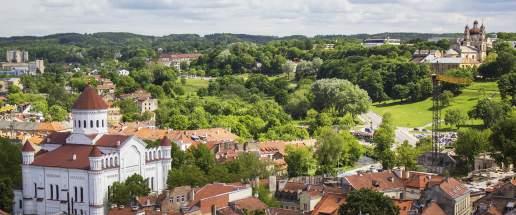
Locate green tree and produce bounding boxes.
[497,72,516,106]
[0,178,13,213]
[189,144,215,173]
[311,79,371,116]
[440,90,453,107]
[373,113,396,170]
[109,174,150,205]
[468,98,511,128]
[339,189,399,215]
[489,117,516,168]
[48,105,68,121]
[444,109,468,128]
[285,146,316,177]
[167,165,208,188]
[395,141,419,170]
[315,127,363,175]
[455,128,491,170]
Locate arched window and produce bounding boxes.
[83,120,86,128]
[96,120,99,128]
[101,160,104,168]
[145,152,148,160]
[110,158,113,167]
[102,120,105,127]
[90,120,93,128]
[77,120,80,128]
[114,157,118,166]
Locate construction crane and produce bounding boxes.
[431,73,471,169]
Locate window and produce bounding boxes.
[56,185,59,200]
[90,120,93,128]
[80,210,84,215]
[50,184,53,199]
[74,209,77,215]
[83,120,86,128]
[34,183,37,198]
[151,177,154,190]
[74,186,77,202]
[77,120,80,128]
[74,120,76,127]
[80,187,83,202]
[304,204,307,211]
[96,120,99,128]
[181,195,185,202]
[102,120,105,127]
[176,196,180,202]
[19,200,22,209]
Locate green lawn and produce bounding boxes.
[180,78,209,94]
[371,82,500,128]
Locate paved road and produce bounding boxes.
[360,111,418,146]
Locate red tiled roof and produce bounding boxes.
[438,178,469,199]
[282,182,307,192]
[421,202,446,215]
[89,146,103,157]
[194,183,246,201]
[95,134,131,147]
[45,132,71,144]
[233,197,267,211]
[22,141,35,152]
[311,193,346,215]
[72,86,109,110]
[344,171,404,192]
[32,145,96,170]
[160,136,171,146]
[394,199,413,215]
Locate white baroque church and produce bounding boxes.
[14,86,171,215]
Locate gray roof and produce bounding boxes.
[0,121,38,131]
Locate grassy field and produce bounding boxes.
[180,78,209,94]
[371,82,500,128]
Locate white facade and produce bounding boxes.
[15,87,171,215]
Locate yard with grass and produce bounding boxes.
[371,81,501,128]
[179,78,209,94]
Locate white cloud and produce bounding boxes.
[0,0,514,36]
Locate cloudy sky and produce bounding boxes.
[1,0,515,37]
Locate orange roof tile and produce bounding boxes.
[438,178,469,199]
[394,199,413,215]
[421,202,446,215]
[233,197,267,211]
[311,193,346,215]
[344,171,404,192]
[36,122,66,132]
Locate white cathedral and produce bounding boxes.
[14,86,171,215]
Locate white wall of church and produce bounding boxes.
[72,110,108,134]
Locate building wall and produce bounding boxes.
[228,187,253,202]
[71,110,108,135]
[20,138,170,215]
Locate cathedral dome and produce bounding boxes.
[72,86,109,110]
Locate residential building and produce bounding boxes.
[310,192,346,215]
[417,151,457,174]
[2,50,45,75]
[473,177,516,215]
[257,139,316,175]
[6,50,29,63]
[121,89,158,114]
[107,106,122,126]
[0,78,23,94]
[13,86,171,215]
[419,177,471,215]
[362,37,401,47]
[158,53,202,71]
[181,183,265,215]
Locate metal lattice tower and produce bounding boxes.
[431,74,441,167]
